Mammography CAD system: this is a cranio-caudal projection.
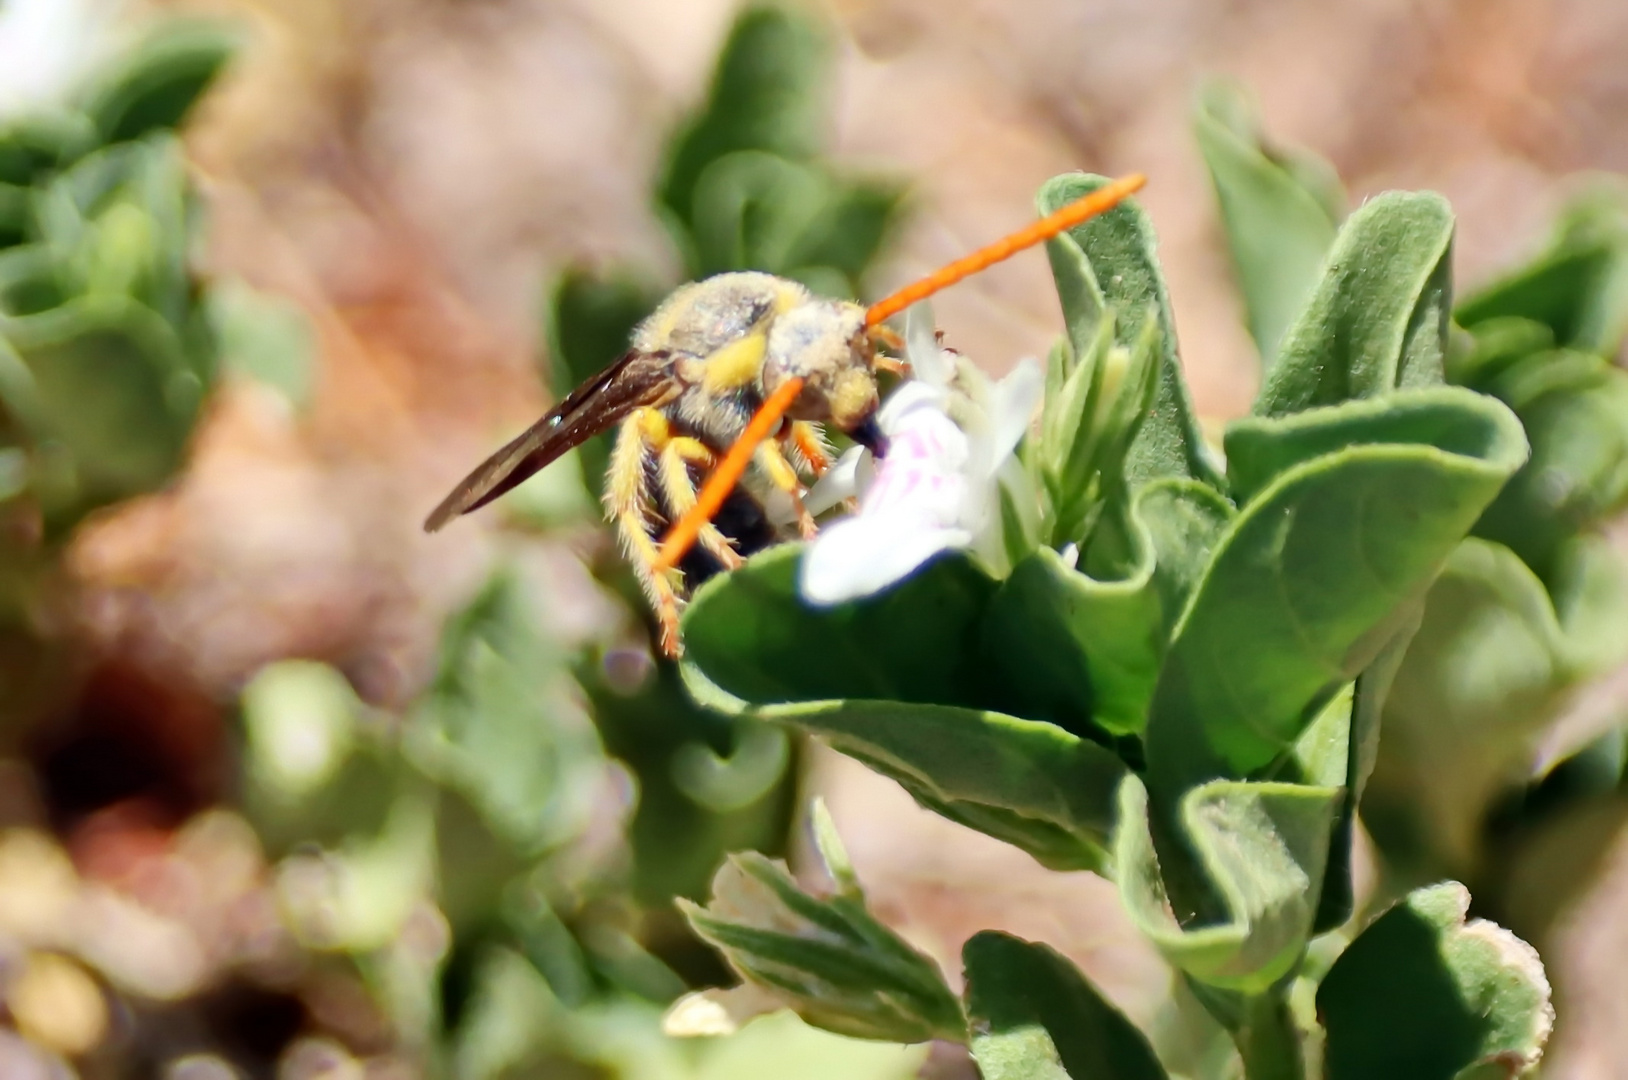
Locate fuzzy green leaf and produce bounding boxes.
[1312,611,1418,932]
[1115,774,1340,993]
[742,699,1123,872]
[681,546,1003,711]
[964,931,1167,1080]
[983,480,1232,738]
[405,570,606,863]
[1193,80,1341,367]
[1255,192,1455,417]
[1147,388,1527,794]
[681,838,965,1044]
[785,177,906,294]
[1038,173,1222,491]
[207,278,316,409]
[1318,883,1552,1080]
[680,547,1126,870]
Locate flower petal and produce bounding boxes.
[862,406,969,522]
[800,512,970,605]
[984,358,1045,471]
[904,302,954,387]
[805,446,869,516]
[876,379,950,433]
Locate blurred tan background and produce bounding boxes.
[22,0,1628,1077]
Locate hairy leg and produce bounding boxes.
[605,412,684,657]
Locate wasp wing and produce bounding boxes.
[424,349,680,531]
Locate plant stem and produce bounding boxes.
[1235,990,1307,1080]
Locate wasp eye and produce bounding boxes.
[849,414,889,458]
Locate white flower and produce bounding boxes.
[0,0,118,119]
[799,303,1043,605]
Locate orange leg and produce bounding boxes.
[656,376,805,572]
[785,421,833,477]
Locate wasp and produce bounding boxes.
[426,175,1146,657]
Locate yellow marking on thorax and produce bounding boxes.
[701,332,769,394]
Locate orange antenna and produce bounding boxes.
[655,375,807,574]
[865,173,1147,328]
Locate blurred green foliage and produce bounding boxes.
[0,17,322,738]
[0,20,236,539]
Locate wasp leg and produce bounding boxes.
[783,421,833,477]
[606,412,684,658]
[756,439,818,539]
[658,436,745,570]
[868,325,906,354]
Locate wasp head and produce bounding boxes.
[763,298,880,435]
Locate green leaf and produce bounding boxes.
[583,653,791,907]
[0,112,96,187]
[1255,191,1455,417]
[738,699,1122,871]
[1147,388,1528,794]
[983,480,1233,738]
[659,5,830,226]
[1037,173,1223,491]
[681,546,1003,711]
[688,151,831,278]
[1224,384,1520,507]
[784,177,906,294]
[82,20,239,143]
[241,660,361,802]
[1041,309,1164,545]
[0,245,69,317]
[679,825,965,1044]
[1193,79,1341,367]
[1311,610,1418,932]
[406,569,608,857]
[1468,348,1628,584]
[964,931,1167,1080]
[1365,536,1628,874]
[1457,178,1628,355]
[0,182,32,248]
[680,550,1126,870]
[5,295,197,511]
[1317,883,1552,1080]
[1446,316,1554,388]
[1115,774,1339,993]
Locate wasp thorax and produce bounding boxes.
[763,299,877,431]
